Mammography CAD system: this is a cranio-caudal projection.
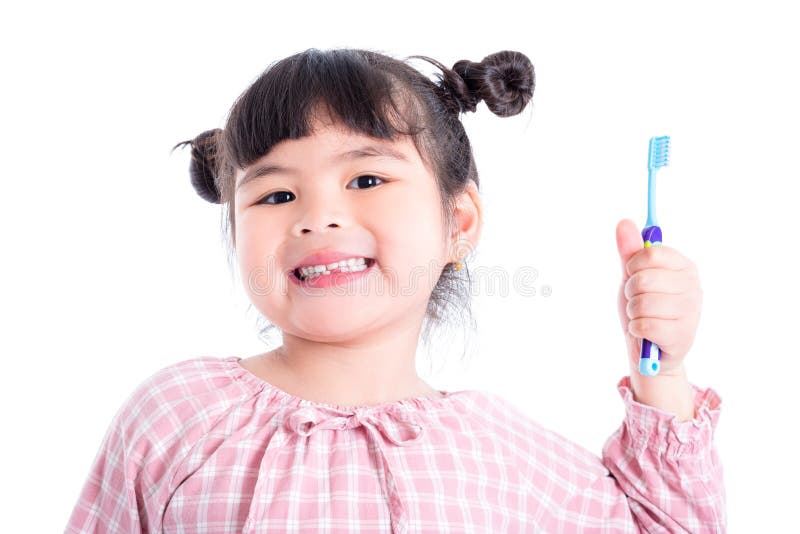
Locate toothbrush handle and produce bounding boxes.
[638,225,663,376]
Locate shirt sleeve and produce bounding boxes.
[63,390,144,534]
[555,374,726,533]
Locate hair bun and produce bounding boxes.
[171,128,223,204]
[417,50,535,117]
[458,50,535,117]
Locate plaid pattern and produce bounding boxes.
[65,356,725,533]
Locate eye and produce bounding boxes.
[257,191,296,205]
[348,174,386,190]
[255,175,385,205]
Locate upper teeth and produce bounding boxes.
[297,257,369,278]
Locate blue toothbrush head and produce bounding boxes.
[644,135,670,228]
[648,135,670,170]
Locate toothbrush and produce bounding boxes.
[638,135,670,376]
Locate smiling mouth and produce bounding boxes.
[292,258,376,281]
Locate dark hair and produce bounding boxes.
[172,47,535,353]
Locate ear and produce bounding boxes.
[448,180,482,262]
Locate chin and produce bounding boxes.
[289,310,388,342]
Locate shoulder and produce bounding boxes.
[459,389,566,447]
[467,389,609,488]
[122,356,253,417]
[111,356,261,458]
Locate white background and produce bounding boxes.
[2,1,796,531]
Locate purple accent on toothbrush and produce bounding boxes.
[642,225,662,244]
[640,224,662,374]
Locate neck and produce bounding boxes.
[262,319,440,408]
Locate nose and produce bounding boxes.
[298,222,339,235]
[291,189,345,235]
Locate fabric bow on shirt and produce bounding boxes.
[284,403,428,533]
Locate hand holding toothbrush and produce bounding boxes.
[615,136,703,379]
[616,220,702,378]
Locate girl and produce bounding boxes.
[65,48,725,533]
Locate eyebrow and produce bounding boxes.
[236,144,411,191]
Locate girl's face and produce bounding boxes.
[233,116,455,342]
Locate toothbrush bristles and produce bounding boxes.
[648,135,670,169]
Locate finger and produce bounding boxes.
[626,292,693,320]
[627,316,693,355]
[624,268,694,299]
[626,245,694,277]
[616,218,643,279]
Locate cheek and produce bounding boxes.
[371,183,444,235]
[364,187,447,286]
[235,217,283,284]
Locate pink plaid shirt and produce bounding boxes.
[65,356,725,533]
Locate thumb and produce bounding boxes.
[616,218,643,281]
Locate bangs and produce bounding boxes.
[222,48,429,171]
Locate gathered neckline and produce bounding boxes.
[221,355,458,413]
